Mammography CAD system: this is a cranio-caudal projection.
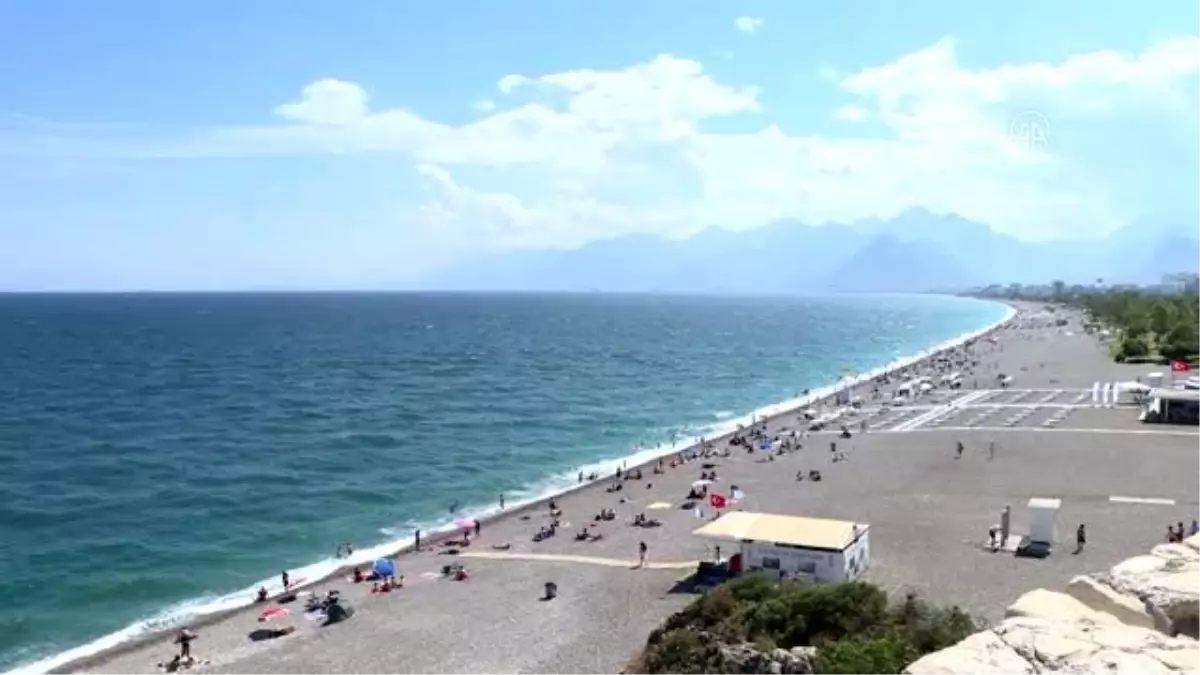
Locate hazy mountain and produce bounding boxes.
[818,234,981,293]
[420,208,1199,293]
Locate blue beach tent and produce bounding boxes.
[373,558,396,578]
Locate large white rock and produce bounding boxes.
[1005,589,1121,625]
[1066,575,1156,630]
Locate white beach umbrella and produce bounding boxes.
[692,479,714,488]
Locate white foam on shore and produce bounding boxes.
[8,299,1016,675]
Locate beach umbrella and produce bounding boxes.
[372,558,396,578]
[731,488,746,502]
[455,518,477,530]
[258,607,290,623]
[691,479,713,488]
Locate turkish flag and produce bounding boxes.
[1171,360,1191,373]
[710,493,728,509]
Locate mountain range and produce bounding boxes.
[418,208,1199,294]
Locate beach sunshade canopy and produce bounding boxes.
[647,501,672,510]
[1118,381,1151,392]
[691,479,713,488]
[373,558,396,578]
[455,518,477,530]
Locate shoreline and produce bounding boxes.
[18,298,1018,675]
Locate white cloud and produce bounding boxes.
[734,16,764,34]
[9,36,1198,251]
[832,105,869,122]
[473,99,497,113]
[273,78,369,126]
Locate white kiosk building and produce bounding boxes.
[693,511,870,583]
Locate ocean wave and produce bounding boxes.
[6,301,1015,675]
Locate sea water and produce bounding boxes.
[0,292,1011,672]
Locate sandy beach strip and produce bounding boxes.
[46,301,1033,675]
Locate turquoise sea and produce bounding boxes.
[0,292,1010,672]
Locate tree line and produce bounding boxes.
[971,274,1199,364]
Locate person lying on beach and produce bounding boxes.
[441,562,469,581]
[158,654,210,672]
[631,513,661,528]
[594,508,616,521]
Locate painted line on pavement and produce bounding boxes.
[1110,496,1177,506]
[882,426,1199,437]
[459,551,698,570]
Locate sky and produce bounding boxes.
[0,0,1197,291]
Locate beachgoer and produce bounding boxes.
[474,519,482,537]
[176,629,195,659]
[281,571,290,590]
[256,586,268,603]
[1177,522,1186,543]
[988,526,998,551]
[1192,520,1199,536]
[414,528,422,550]
[988,441,995,460]
[638,541,647,567]
[714,545,721,562]
[499,493,505,510]
[1075,524,1087,554]
[955,440,964,459]
[344,542,353,557]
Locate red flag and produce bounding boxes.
[1171,360,1191,373]
[710,493,727,510]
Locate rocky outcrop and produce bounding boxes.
[905,535,1200,674]
[718,642,815,674]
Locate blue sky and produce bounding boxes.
[1,0,1197,290]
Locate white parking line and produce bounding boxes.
[1110,496,1177,506]
[869,426,1200,437]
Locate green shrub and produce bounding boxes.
[814,631,920,674]
[631,580,977,674]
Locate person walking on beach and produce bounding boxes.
[176,628,195,659]
[955,440,964,459]
[638,541,647,568]
[474,519,482,537]
[1075,524,1087,554]
[988,441,996,461]
[499,493,505,510]
[414,528,422,551]
[281,571,290,591]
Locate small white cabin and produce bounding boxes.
[694,511,871,583]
